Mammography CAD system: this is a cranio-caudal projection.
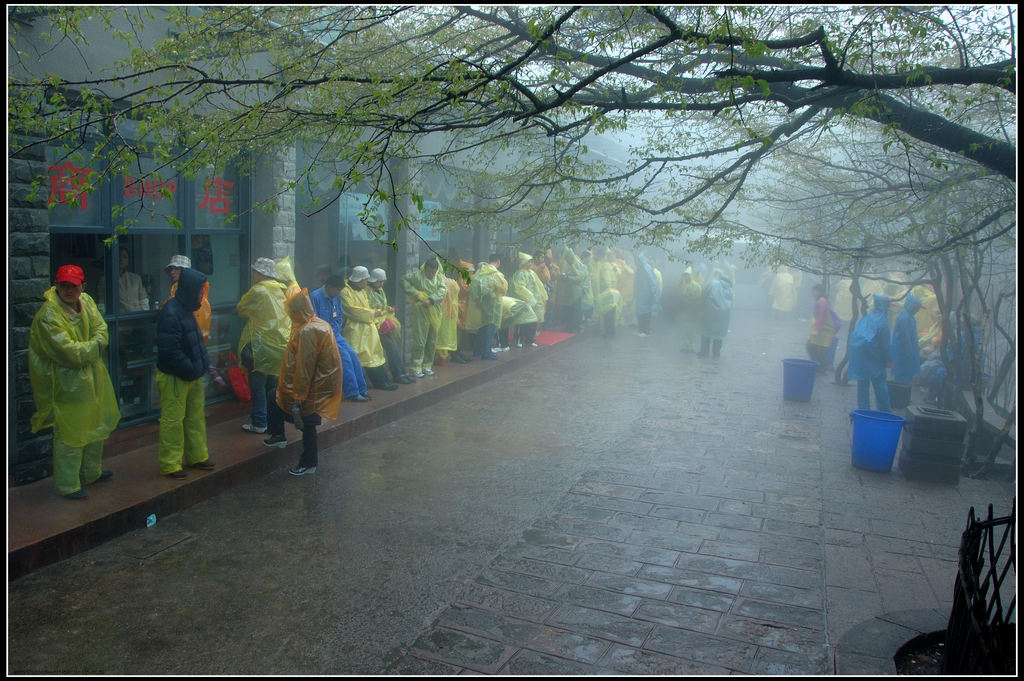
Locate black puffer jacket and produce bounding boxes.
[157,267,210,381]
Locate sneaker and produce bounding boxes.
[242,424,267,434]
[423,368,435,376]
[413,370,425,378]
[516,342,523,348]
[263,434,288,448]
[530,342,539,347]
[163,470,187,479]
[289,466,316,476]
[63,489,88,500]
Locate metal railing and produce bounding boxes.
[942,501,1016,674]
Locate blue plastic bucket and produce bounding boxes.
[850,409,906,472]
[782,358,819,401]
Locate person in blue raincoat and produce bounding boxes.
[633,251,661,337]
[698,270,732,358]
[309,273,372,402]
[848,294,892,411]
[890,293,923,386]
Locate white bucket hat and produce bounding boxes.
[349,265,370,282]
[369,268,387,283]
[251,257,278,279]
[166,254,191,269]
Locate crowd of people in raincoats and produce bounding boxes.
[28,245,683,497]
[29,241,942,498]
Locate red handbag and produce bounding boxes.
[226,351,251,403]
[379,318,396,334]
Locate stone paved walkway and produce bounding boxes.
[6,305,1015,675]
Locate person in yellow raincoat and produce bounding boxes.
[271,289,342,475]
[553,246,587,333]
[912,284,942,356]
[592,246,624,339]
[275,255,302,300]
[163,254,212,343]
[613,250,636,327]
[769,266,799,320]
[465,253,507,359]
[435,270,462,364]
[452,258,476,361]
[366,268,415,384]
[29,264,121,499]
[678,266,703,352]
[498,295,538,350]
[341,266,397,390]
[237,257,292,434]
[400,258,446,377]
[511,252,548,347]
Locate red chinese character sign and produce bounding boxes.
[200,178,234,215]
[47,162,95,210]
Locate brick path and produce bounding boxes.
[6,306,1015,674]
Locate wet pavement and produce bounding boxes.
[6,306,1016,675]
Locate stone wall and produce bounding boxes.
[9,136,54,484]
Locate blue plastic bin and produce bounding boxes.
[850,409,906,472]
[782,358,819,401]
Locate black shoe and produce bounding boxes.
[86,470,113,485]
[190,460,215,470]
[63,489,88,499]
[378,383,399,391]
[263,434,288,448]
[289,466,316,476]
[345,394,370,402]
[396,375,415,384]
[163,470,187,479]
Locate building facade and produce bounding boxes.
[8,10,487,486]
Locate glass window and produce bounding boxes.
[193,232,246,305]
[49,233,109,312]
[99,234,184,312]
[119,155,182,231]
[115,317,159,423]
[44,147,105,227]
[195,167,240,229]
[420,200,442,242]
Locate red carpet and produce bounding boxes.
[534,330,575,346]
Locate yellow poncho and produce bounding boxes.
[339,283,387,368]
[29,288,121,446]
[237,279,291,376]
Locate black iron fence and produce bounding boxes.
[942,500,1016,674]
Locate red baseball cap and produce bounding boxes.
[55,264,85,286]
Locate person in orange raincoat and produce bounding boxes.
[272,289,343,475]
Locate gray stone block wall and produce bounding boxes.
[9,136,53,485]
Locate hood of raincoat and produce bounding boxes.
[275,255,298,286]
[175,267,208,312]
[903,293,923,315]
[872,294,891,311]
[285,288,315,327]
[517,252,533,269]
